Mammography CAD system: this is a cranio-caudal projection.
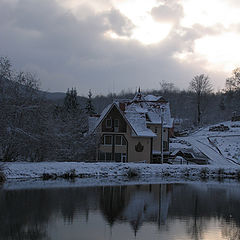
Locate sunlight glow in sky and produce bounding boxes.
[114,0,240,72]
[195,32,240,72]
[113,0,173,44]
[56,0,240,74]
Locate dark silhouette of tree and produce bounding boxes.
[225,67,240,92]
[85,89,95,115]
[225,68,240,115]
[189,74,212,125]
[64,88,79,112]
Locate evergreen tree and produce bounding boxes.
[64,88,78,111]
[85,89,95,115]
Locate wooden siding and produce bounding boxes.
[101,106,127,133]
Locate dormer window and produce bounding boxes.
[106,118,112,128]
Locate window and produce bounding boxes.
[115,153,121,162]
[154,127,158,133]
[104,135,112,145]
[115,135,126,146]
[114,119,119,127]
[114,153,127,162]
[106,152,112,161]
[99,152,112,161]
[163,141,168,151]
[114,119,119,132]
[106,118,112,128]
[99,152,105,161]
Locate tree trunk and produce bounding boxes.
[197,94,201,125]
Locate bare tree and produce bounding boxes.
[189,74,212,125]
[159,80,178,93]
[225,67,240,92]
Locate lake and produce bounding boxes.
[0,182,240,240]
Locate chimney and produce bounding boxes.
[119,102,125,112]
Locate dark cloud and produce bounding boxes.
[0,0,227,95]
[102,8,135,36]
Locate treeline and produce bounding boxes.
[0,57,96,162]
[93,74,240,129]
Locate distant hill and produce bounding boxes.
[40,90,88,107]
[43,91,66,101]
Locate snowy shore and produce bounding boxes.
[3,162,240,180]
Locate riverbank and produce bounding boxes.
[3,162,240,181]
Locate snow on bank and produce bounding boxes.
[3,162,240,181]
[4,176,240,191]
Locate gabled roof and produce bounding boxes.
[89,102,156,137]
[89,92,173,136]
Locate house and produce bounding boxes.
[89,90,174,163]
[170,149,208,165]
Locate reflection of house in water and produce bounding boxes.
[99,186,127,226]
[123,191,157,235]
[98,184,172,236]
[123,185,172,235]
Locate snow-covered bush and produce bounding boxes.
[200,167,209,179]
[127,168,140,178]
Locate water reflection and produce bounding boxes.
[0,183,240,240]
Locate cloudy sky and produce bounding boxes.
[1,0,240,95]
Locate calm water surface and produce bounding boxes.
[0,182,240,240]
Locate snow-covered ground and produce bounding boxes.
[2,161,240,181]
[177,121,240,166]
[209,136,240,161]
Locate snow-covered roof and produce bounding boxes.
[88,116,99,133]
[125,111,156,137]
[88,103,112,134]
[144,95,163,102]
[89,92,173,137]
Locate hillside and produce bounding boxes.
[180,121,240,165]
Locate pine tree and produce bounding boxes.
[85,89,95,115]
[64,88,79,111]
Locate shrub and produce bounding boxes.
[236,170,240,180]
[127,168,139,178]
[218,168,225,176]
[42,173,54,180]
[200,167,209,179]
[60,169,77,179]
[182,168,190,177]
